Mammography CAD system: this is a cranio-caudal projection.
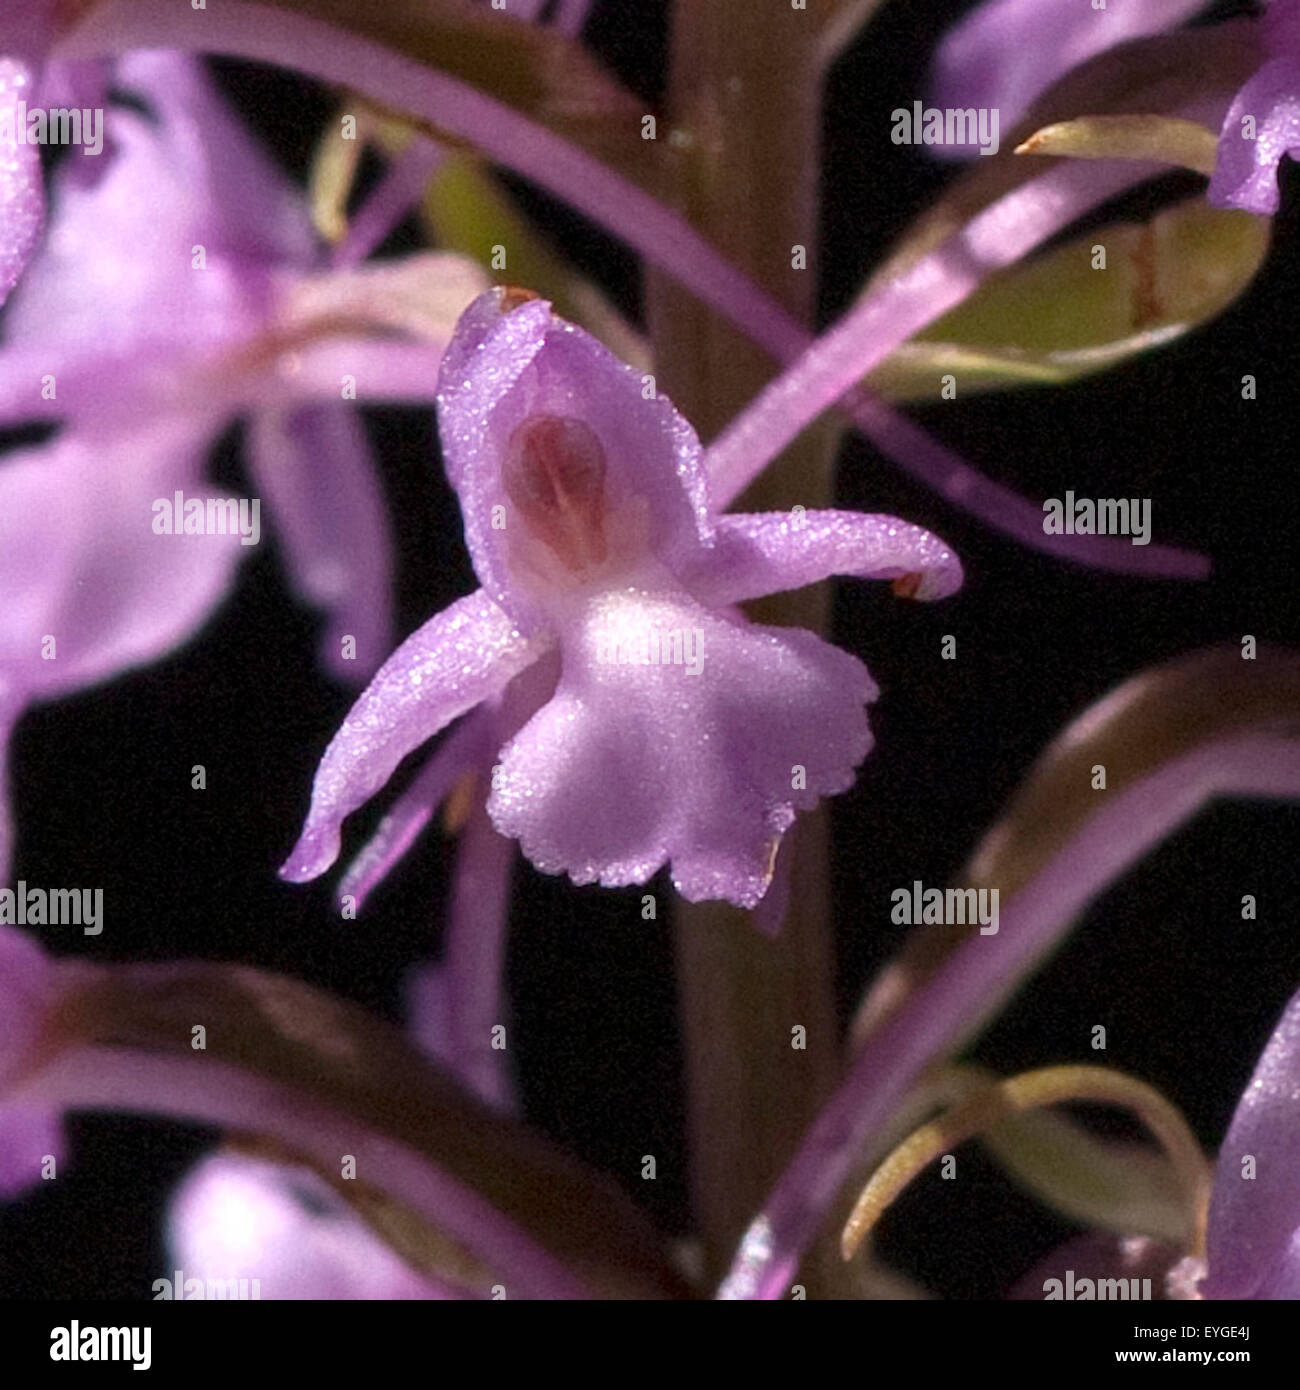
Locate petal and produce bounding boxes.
[112,51,316,267]
[0,59,43,306]
[689,510,963,607]
[1,6,56,73]
[930,0,1208,151]
[337,709,491,912]
[1250,1227,1300,1299]
[4,108,262,357]
[281,590,552,882]
[1208,59,1300,214]
[246,405,393,681]
[5,53,310,357]
[0,695,17,885]
[1203,981,1300,1298]
[488,591,874,908]
[0,1102,64,1198]
[280,251,489,346]
[0,424,246,703]
[246,337,448,410]
[435,289,709,626]
[167,1152,471,1299]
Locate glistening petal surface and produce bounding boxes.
[688,511,963,607]
[1203,982,1300,1298]
[1208,59,1300,213]
[488,591,875,908]
[0,59,43,306]
[281,590,552,883]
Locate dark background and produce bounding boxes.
[3,0,1298,1300]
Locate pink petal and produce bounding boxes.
[1209,58,1300,214]
[0,59,43,306]
[246,337,448,410]
[1203,981,1300,1298]
[112,51,315,266]
[0,425,246,703]
[246,405,393,681]
[689,510,963,607]
[3,108,261,358]
[280,590,553,883]
[1249,1227,1300,1299]
[5,53,311,358]
[489,594,874,908]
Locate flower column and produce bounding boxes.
[646,0,848,1292]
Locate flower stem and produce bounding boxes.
[645,0,846,1294]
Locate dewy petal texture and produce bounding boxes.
[489,594,875,907]
[434,293,708,631]
[1208,58,1300,213]
[0,425,245,703]
[687,512,963,607]
[0,424,245,885]
[0,54,490,686]
[0,59,43,306]
[280,590,552,883]
[286,290,959,910]
[1202,982,1300,1299]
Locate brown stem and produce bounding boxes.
[646,1,847,1293]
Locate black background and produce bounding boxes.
[2,0,1298,1300]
